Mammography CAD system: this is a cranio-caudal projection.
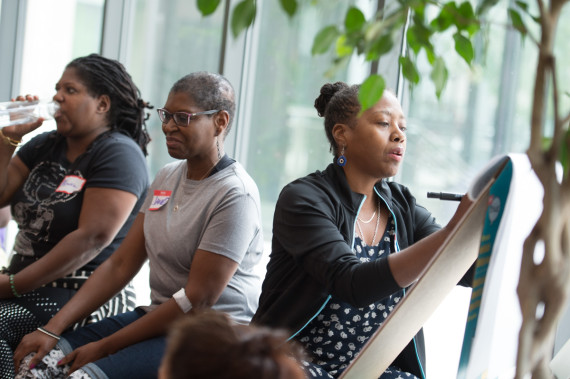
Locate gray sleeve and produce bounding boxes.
[198,190,261,264]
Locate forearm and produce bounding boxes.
[10,228,109,294]
[99,300,183,355]
[44,253,142,334]
[388,225,452,288]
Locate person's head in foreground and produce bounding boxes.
[159,310,306,379]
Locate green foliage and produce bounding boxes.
[196,0,542,109]
[430,56,448,98]
[231,0,256,38]
[312,25,340,55]
[454,32,474,63]
[400,55,420,84]
[196,0,221,16]
[359,74,386,113]
[508,8,528,37]
[345,7,366,32]
[279,0,298,18]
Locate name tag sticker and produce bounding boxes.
[55,175,86,194]
[149,190,172,211]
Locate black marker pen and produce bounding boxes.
[427,192,464,201]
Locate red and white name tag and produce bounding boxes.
[149,190,172,211]
[55,175,86,194]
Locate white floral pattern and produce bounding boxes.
[299,219,418,379]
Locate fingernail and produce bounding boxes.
[57,360,63,365]
[29,364,35,369]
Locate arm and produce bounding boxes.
[0,186,139,298]
[0,98,44,204]
[387,195,473,287]
[0,205,11,228]
[60,249,239,373]
[13,213,148,370]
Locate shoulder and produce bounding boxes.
[92,131,144,157]
[153,160,185,182]
[211,162,260,200]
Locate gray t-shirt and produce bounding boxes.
[140,160,264,324]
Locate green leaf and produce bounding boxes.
[399,56,420,84]
[508,8,527,36]
[453,32,474,64]
[515,1,529,12]
[336,35,354,57]
[197,0,221,15]
[366,34,394,61]
[231,0,256,38]
[457,1,479,36]
[562,129,569,180]
[345,6,366,32]
[430,4,455,32]
[358,75,385,112]
[430,57,448,98]
[477,0,500,15]
[311,25,340,55]
[279,0,298,18]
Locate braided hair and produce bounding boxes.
[66,54,152,155]
[314,82,361,156]
[170,72,236,136]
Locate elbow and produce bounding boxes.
[84,229,115,251]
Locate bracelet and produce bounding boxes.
[37,327,61,341]
[9,274,21,297]
[173,288,193,313]
[0,128,21,147]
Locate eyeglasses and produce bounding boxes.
[157,108,219,127]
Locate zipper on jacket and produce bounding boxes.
[375,188,426,379]
[288,195,368,341]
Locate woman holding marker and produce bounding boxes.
[14,72,264,379]
[252,82,474,378]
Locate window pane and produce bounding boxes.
[243,1,369,235]
[17,0,104,136]
[403,3,569,224]
[124,0,225,176]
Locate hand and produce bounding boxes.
[58,340,113,374]
[13,329,60,373]
[3,95,44,140]
[447,195,474,230]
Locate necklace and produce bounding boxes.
[358,209,376,224]
[356,198,381,246]
[173,158,221,212]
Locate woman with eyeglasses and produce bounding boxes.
[0,54,151,378]
[14,72,264,379]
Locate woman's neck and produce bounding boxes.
[65,126,110,163]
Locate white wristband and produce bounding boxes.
[173,288,193,313]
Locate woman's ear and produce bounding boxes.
[96,95,111,114]
[332,123,348,148]
[214,110,230,137]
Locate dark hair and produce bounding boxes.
[66,54,152,156]
[314,82,361,155]
[170,72,236,136]
[163,310,304,379]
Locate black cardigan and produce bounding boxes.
[252,163,473,377]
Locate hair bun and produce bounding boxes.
[314,82,349,117]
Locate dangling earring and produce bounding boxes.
[337,145,346,167]
[216,137,222,160]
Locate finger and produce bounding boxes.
[57,350,75,367]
